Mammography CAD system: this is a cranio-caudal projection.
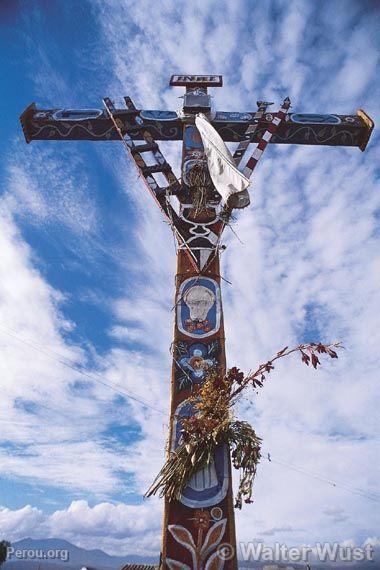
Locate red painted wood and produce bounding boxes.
[161,250,237,569]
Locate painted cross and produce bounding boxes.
[20,74,373,570]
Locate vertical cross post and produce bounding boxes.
[162,252,237,568]
[161,77,238,566]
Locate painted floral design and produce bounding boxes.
[166,513,226,570]
[193,509,211,530]
[210,507,223,521]
[185,317,211,334]
[175,340,220,391]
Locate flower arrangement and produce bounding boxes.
[146,342,341,509]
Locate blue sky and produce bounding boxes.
[0,0,379,560]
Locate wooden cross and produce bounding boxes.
[20,74,373,570]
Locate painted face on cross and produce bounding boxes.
[183,285,214,322]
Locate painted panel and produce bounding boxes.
[182,124,207,187]
[140,110,178,121]
[214,112,253,122]
[172,401,229,508]
[51,109,103,121]
[184,124,204,150]
[177,277,221,338]
[175,340,220,391]
[290,113,341,125]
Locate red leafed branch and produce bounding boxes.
[229,342,342,403]
[147,341,342,509]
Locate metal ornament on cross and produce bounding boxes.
[20,73,374,570]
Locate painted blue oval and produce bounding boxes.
[291,113,341,125]
[172,401,228,508]
[52,109,103,121]
[140,110,178,121]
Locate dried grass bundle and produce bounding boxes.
[146,343,341,509]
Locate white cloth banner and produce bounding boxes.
[195,113,251,208]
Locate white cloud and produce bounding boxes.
[323,507,348,523]
[5,145,98,235]
[0,505,44,540]
[0,500,162,556]
[0,199,155,497]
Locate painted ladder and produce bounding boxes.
[241,97,291,178]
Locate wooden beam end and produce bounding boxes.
[357,109,374,151]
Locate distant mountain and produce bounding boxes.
[4,538,158,569]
